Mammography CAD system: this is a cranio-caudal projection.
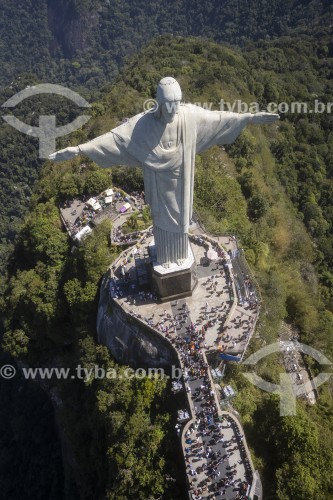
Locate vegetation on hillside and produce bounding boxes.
[1,0,332,88]
[1,34,333,499]
[2,159,183,499]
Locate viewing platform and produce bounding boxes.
[98,226,262,499]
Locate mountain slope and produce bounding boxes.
[1,36,333,499]
[0,0,332,88]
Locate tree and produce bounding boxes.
[63,278,98,321]
[276,462,320,500]
[77,220,115,283]
[247,194,268,220]
[127,213,139,231]
[141,206,152,226]
[22,200,68,267]
[56,173,79,200]
[225,130,256,166]
[84,170,111,195]
[63,278,82,307]
[237,169,254,198]
[2,329,29,358]
[6,268,59,329]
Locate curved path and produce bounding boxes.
[101,229,262,499]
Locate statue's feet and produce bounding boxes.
[161,258,186,268]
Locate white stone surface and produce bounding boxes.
[150,240,194,274]
[50,78,279,267]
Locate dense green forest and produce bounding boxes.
[1,3,333,498]
[0,0,332,89]
[1,157,186,499]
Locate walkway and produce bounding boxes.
[104,229,262,499]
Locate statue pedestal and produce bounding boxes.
[148,241,197,302]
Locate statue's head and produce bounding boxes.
[155,77,182,123]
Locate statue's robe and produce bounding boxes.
[79,104,251,265]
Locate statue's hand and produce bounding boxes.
[251,112,280,124]
[48,146,80,162]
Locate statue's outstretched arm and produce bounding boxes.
[48,129,139,168]
[248,111,280,124]
[49,146,80,162]
[194,105,280,154]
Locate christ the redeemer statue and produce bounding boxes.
[50,77,278,267]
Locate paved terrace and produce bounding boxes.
[105,230,262,499]
[110,233,260,357]
[59,189,145,239]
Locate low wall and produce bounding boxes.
[97,283,178,368]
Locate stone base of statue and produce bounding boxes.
[148,240,198,302]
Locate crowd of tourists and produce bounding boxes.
[106,234,259,498]
[170,312,253,499]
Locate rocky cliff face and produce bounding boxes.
[47,0,100,57]
[97,283,178,368]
